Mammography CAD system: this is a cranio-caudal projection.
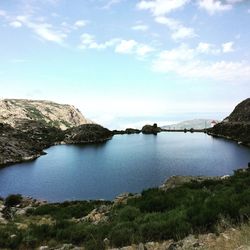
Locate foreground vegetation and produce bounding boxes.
[1,167,250,249]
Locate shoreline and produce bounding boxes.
[1,130,249,170]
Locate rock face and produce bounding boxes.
[64,124,113,144]
[208,98,250,146]
[141,123,161,134]
[0,99,92,130]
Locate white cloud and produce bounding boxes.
[80,33,95,48]
[226,0,244,3]
[115,39,154,56]
[79,33,120,50]
[171,26,196,40]
[152,44,250,82]
[137,0,190,16]
[74,20,87,28]
[198,0,232,15]
[222,41,234,53]
[115,40,138,54]
[155,16,196,40]
[9,21,22,28]
[79,35,155,57]
[155,16,179,28]
[103,0,122,9]
[0,10,7,17]
[16,15,67,44]
[136,44,155,56]
[197,42,220,54]
[132,24,148,31]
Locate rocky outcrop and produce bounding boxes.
[0,122,64,166]
[159,175,220,191]
[113,128,141,135]
[141,123,161,135]
[64,124,113,144]
[208,98,250,146]
[0,99,92,130]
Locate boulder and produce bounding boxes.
[141,123,161,135]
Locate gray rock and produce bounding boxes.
[138,243,144,250]
[39,246,49,250]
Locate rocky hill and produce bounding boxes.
[208,98,250,146]
[0,99,92,130]
[224,98,250,123]
[64,124,113,144]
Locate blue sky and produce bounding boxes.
[0,0,250,128]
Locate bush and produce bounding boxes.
[117,206,141,222]
[109,222,137,247]
[5,194,22,207]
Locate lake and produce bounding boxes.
[0,133,249,202]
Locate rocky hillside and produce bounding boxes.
[224,98,250,122]
[0,99,92,130]
[0,122,64,166]
[208,98,250,146]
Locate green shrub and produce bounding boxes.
[109,222,137,247]
[117,206,141,222]
[5,194,22,207]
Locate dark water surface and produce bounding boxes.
[0,133,249,202]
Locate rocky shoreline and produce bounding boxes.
[0,122,163,168]
[0,122,113,168]
[207,123,250,147]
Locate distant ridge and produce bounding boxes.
[0,99,93,130]
[162,119,219,130]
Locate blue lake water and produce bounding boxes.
[0,133,250,202]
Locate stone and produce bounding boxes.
[138,243,144,250]
[39,246,49,250]
[103,238,110,249]
[141,124,161,135]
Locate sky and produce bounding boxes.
[0,0,250,129]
